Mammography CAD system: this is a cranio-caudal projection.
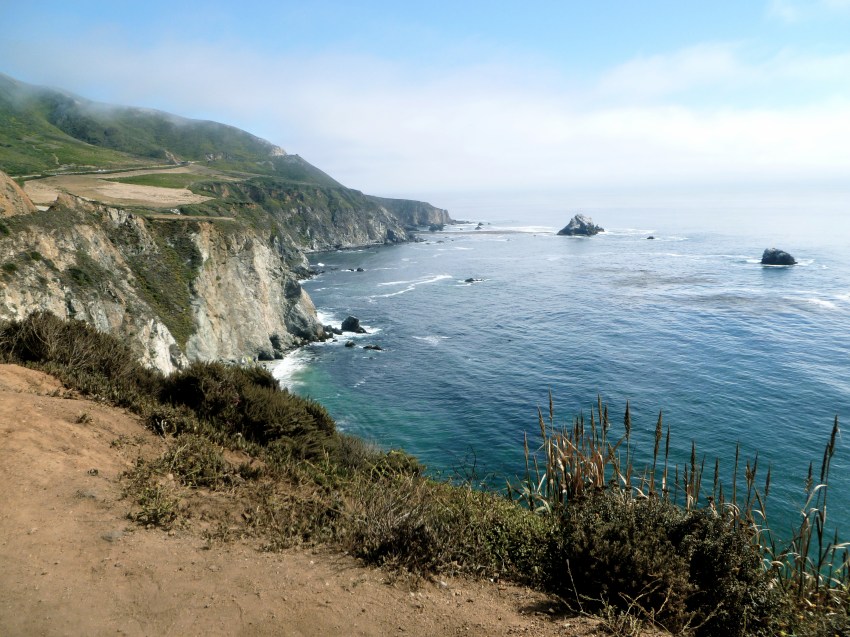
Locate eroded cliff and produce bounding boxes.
[0,185,323,373]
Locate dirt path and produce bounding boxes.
[0,364,605,636]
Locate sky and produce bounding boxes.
[3,1,850,220]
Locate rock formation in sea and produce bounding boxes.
[761,248,797,265]
[557,214,604,236]
[341,316,367,334]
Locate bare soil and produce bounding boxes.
[22,165,224,208]
[0,364,607,636]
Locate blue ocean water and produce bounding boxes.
[277,210,850,535]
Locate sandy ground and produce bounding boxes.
[23,166,217,208]
[0,364,608,636]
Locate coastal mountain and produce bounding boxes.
[0,73,452,371]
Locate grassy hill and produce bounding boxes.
[0,73,340,186]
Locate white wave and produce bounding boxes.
[270,349,311,389]
[316,262,325,267]
[413,335,449,346]
[801,297,838,310]
[372,274,452,298]
[605,228,655,236]
[378,279,417,287]
[316,309,338,325]
[374,287,415,298]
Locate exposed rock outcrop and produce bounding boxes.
[0,172,37,217]
[368,196,452,228]
[194,180,426,251]
[557,214,604,236]
[761,248,797,265]
[341,316,367,334]
[0,181,323,373]
[0,163,449,373]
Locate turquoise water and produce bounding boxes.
[277,212,850,535]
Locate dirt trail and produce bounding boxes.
[0,364,604,636]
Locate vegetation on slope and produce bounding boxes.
[0,73,348,187]
[1,312,846,636]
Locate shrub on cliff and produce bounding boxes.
[549,491,777,635]
[159,361,336,455]
[0,311,161,406]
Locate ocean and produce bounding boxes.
[274,202,850,535]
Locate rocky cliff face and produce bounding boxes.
[0,167,451,373]
[0,186,322,373]
[185,223,321,362]
[192,179,449,252]
[0,172,37,217]
[367,196,452,228]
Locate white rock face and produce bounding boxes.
[0,192,322,374]
[185,223,322,362]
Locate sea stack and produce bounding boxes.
[761,248,797,266]
[557,214,604,236]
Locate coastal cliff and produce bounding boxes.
[189,179,450,252]
[0,74,453,372]
[0,167,450,373]
[0,181,325,373]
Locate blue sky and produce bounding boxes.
[4,1,850,215]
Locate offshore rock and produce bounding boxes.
[557,214,604,236]
[341,316,367,334]
[761,248,797,265]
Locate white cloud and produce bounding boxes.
[4,36,850,200]
[767,0,803,22]
[767,0,850,21]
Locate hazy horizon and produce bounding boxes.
[4,1,850,224]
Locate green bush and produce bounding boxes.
[159,361,336,454]
[0,311,161,406]
[551,491,693,628]
[344,475,551,581]
[547,491,778,635]
[131,484,178,528]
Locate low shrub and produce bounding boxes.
[0,311,162,406]
[159,361,337,454]
[131,483,179,528]
[161,433,231,488]
[344,475,551,581]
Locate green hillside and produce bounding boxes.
[0,73,340,186]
